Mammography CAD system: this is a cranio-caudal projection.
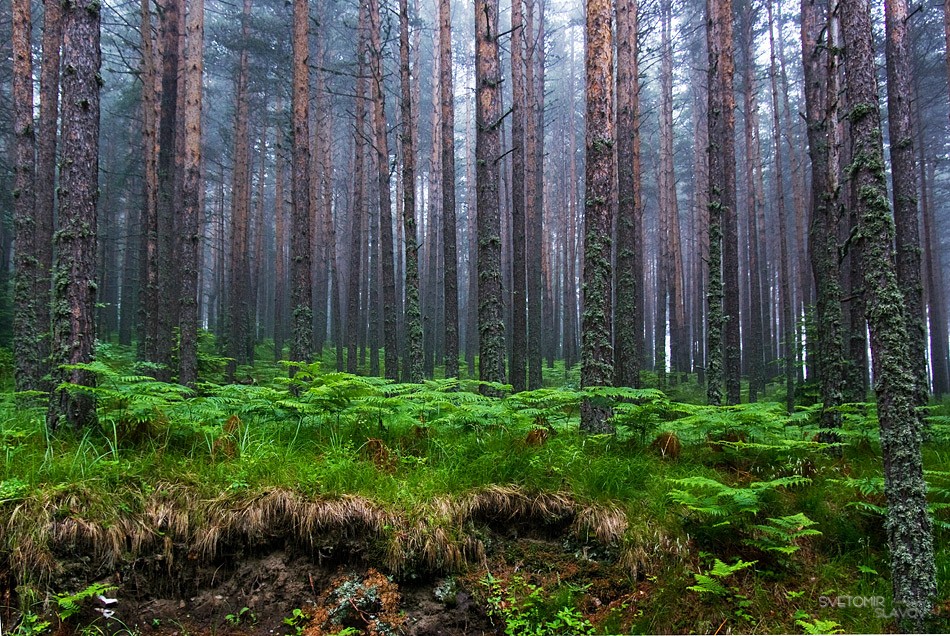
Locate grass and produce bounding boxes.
[1,341,949,633]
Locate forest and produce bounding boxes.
[1,0,950,629]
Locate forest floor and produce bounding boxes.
[1,341,949,634]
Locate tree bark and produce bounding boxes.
[12,0,40,393]
[706,0,735,406]
[155,0,182,380]
[290,0,314,368]
[614,0,642,389]
[178,0,204,387]
[400,0,424,382]
[509,0,528,392]
[580,0,615,432]
[525,0,543,389]
[884,0,927,406]
[47,0,101,429]
[840,0,936,622]
[140,0,160,362]
[475,0,506,388]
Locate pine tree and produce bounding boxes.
[47,0,101,429]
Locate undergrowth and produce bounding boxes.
[1,342,949,633]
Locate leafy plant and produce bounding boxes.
[748,512,822,556]
[225,606,255,626]
[54,582,118,621]
[481,572,595,636]
[796,617,845,634]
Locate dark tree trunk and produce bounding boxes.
[840,0,936,622]
[274,104,287,361]
[401,0,424,382]
[509,0,527,392]
[290,0,313,368]
[525,0,543,390]
[706,0,735,406]
[140,0,160,362]
[12,0,40,393]
[35,0,62,373]
[802,0,845,442]
[439,0,459,381]
[348,16,369,375]
[47,0,101,429]
[580,0,614,432]
[155,0,181,380]
[227,0,252,377]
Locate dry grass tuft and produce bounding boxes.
[572,504,628,546]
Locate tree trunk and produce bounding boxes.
[227,0,252,378]
[802,0,845,443]
[289,0,314,368]
[475,0,506,388]
[840,0,936,622]
[580,0,614,432]
[155,0,181,380]
[525,0,543,390]
[614,0,642,389]
[178,0,203,387]
[140,0,160,362]
[12,0,40,393]
[706,0,735,406]
[884,0,927,406]
[274,107,287,361]
[509,0,528,393]
[348,11,369,375]
[35,0,62,375]
[739,0,764,402]
[47,0,100,429]
[400,0,424,382]
[767,0,795,413]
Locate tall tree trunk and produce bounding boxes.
[802,0,845,442]
[921,156,949,396]
[291,0,313,368]
[438,0,460,381]
[767,0,795,412]
[840,0,936,622]
[525,0,543,389]
[509,0,528,392]
[348,12,369,375]
[47,0,100,429]
[614,0,642,389]
[35,0,62,375]
[155,0,181,380]
[884,0,927,406]
[706,0,735,406]
[366,0,398,380]
[581,0,615,432]
[739,0,764,402]
[12,0,40,393]
[228,0,252,377]
[140,0,160,361]
[178,0,204,386]
[475,0,506,388]
[401,0,424,382]
[274,108,287,361]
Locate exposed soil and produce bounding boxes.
[4,523,643,635]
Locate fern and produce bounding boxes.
[55,582,118,620]
[749,513,822,555]
[688,558,757,596]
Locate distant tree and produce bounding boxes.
[47,0,101,429]
[475,0,507,387]
[839,0,936,622]
[509,0,528,392]
[580,0,615,432]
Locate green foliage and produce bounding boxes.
[12,612,51,636]
[481,573,595,636]
[748,513,822,556]
[225,606,256,626]
[796,617,845,634]
[667,475,812,520]
[54,582,118,621]
[688,557,756,596]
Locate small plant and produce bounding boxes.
[748,512,822,558]
[282,608,310,635]
[225,606,255,626]
[688,558,757,622]
[481,572,595,636]
[12,612,52,636]
[796,617,845,634]
[54,582,118,621]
